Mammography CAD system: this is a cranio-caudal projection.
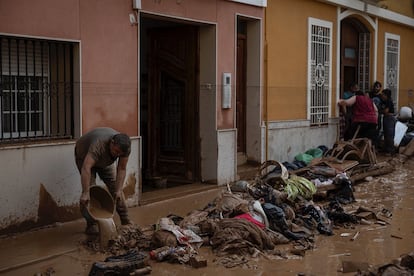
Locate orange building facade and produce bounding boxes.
[264,0,414,162]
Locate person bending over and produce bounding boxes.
[74,127,132,234]
[338,90,378,143]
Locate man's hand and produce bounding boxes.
[114,190,123,203]
[80,191,90,207]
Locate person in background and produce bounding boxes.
[398,106,414,147]
[369,81,382,99]
[378,89,396,155]
[338,90,378,143]
[399,106,413,123]
[75,127,132,235]
[339,82,359,140]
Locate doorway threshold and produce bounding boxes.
[139,183,222,205]
[237,162,260,181]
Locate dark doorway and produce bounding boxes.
[340,18,371,95]
[141,21,200,191]
[343,66,357,92]
[236,20,247,157]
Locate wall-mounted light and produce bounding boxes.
[132,0,141,9]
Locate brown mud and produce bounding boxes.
[1,155,413,276]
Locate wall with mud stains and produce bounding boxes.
[0,138,140,235]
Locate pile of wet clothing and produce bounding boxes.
[84,161,366,274]
[142,180,357,268]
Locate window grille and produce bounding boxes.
[384,33,399,107]
[308,18,332,126]
[358,33,370,93]
[0,36,75,142]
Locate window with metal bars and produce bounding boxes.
[308,18,332,126]
[358,33,370,93]
[0,36,75,143]
[384,33,400,108]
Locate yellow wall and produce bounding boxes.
[265,0,337,121]
[377,19,414,108]
[379,0,414,18]
[265,0,414,121]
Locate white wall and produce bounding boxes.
[217,129,237,185]
[0,138,140,230]
[266,119,338,163]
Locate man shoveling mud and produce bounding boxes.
[75,127,132,235]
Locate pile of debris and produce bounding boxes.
[83,138,413,275]
[354,250,414,275]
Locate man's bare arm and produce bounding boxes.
[115,156,129,200]
[80,153,96,205]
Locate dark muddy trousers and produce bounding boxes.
[349,122,377,143]
[75,158,130,226]
[383,115,396,154]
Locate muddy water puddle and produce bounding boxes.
[2,159,414,276]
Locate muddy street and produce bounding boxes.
[1,156,414,276]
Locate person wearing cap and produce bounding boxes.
[74,127,132,234]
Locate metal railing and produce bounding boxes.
[0,36,75,143]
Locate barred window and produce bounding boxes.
[0,36,75,142]
[358,33,370,93]
[384,33,400,107]
[308,18,332,126]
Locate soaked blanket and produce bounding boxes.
[210,218,274,256]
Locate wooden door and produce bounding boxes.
[147,26,199,183]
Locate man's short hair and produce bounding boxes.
[382,88,392,98]
[112,133,131,156]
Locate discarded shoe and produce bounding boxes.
[89,249,148,276]
[282,161,299,171]
[283,229,305,240]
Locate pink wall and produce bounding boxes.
[0,0,263,134]
[79,0,138,135]
[0,0,139,136]
[141,0,263,130]
[0,0,80,39]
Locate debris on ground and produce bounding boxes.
[81,139,414,274]
[89,250,148,276]
[34,267,56,276]
[355,250,414,275]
